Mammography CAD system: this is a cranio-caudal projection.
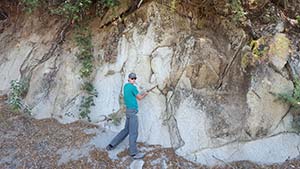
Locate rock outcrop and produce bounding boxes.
[0,1,299,166]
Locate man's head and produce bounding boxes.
[128,73,137,83]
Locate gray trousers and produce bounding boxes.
[109,109,138,155]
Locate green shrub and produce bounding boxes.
[51,0,92,21]
[101,0,119,7]
[79,95,94,122]
[21,0,119,18]
[51,0,119,21]
[81,82,98,96]
[278,78,300,107]
[108,112,123,125]
[296,16,300,26]
[78,82,98,121]
[8,79,31,114]
[229,0,247,24]
[278,78,300,130]
[241,38,269,69]
[21,0,40,13]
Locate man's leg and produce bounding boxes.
[128,112,138,156]
[108,116,129,148]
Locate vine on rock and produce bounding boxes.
[74,25,98,122]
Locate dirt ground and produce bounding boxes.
[0,102,299,169]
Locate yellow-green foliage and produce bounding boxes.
[170,0,176,12]
[297,16,300,26]
[108,112,123,125]
[250,38,269,60]
[229,0,247,24]
[241,38,269,69]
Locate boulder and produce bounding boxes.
[268,33,290,70]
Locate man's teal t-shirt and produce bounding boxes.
[124,83,139,110]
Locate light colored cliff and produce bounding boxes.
[0,1,299,166]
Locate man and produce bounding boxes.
[106,73,148,159]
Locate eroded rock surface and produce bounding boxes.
[0,1,299,167]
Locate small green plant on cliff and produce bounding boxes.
[81,82,98,96]
[101,0,119,7]
[8,79,31,114]
[51,0,120,21]
[229,0,247,24]
[74,25,94,78]
[21,0,40,13]
[278,79,300,107]
[21,0,119,21]
[74,25,97,121]
[241,38,269,69]
[296,16,300,26]
[170,0,177,12]
[79,95,94,122]
[277,78,300,130]
[51,0,92,22]
[108,111,123,125]
[79,82,98,122]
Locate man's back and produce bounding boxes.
[124,83,139,110]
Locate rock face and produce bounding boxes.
[0,1,299,166]
[246,66,293,137]
[268,33,290,70]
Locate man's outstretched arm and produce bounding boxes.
[136,92,148,100]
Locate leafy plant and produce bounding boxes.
[79,95,94,122]
[51,0,119,21]
[74,24,98,121]
[20,0,120,19]
[250,39,269,60]
[170,0,176,12]
[21,0,40,13]
[101,0,119,7]
[278,78,300,130]
[229,0,247,24]
[51,0,92,22]
[241,38,269,69]
[296,15,300,26]
[81,82,98,96]
[108,111,123,125]
[278,78,300,107]
[8,79,31,114]
[79,82,98,121]
[74,25,94,78]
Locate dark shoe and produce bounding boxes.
[131,152,145,159]
[106,144,114,151]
